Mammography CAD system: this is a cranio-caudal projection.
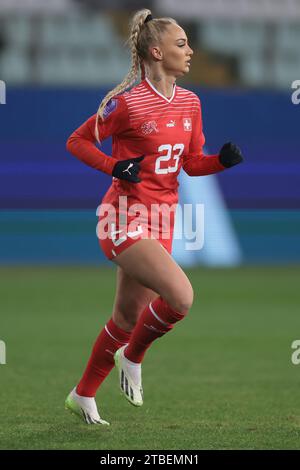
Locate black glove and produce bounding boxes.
[112,155,144,183]
[219,142,244,168]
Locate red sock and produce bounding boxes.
[76,318,131,397]
[124,296,186,364]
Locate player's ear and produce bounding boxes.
[150,46,163,61]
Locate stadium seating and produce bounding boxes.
[0,9,299,88]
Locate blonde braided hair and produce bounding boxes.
[94,9,177,143]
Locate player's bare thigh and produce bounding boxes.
[112,239,194,315]
[112,266,158,332]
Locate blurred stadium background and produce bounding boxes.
[1,0,300,450]
[0,0,299,265]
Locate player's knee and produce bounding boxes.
[170,284,194,315]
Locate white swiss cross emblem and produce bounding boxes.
[183,118,192,131]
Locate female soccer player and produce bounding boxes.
[65,8,243,425]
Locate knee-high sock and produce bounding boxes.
[124,296,186,364]
[76,318,131,397]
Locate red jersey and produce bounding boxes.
[66,77,224,209]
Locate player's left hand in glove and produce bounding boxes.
[112,155,144,183]
[219,142,244,168]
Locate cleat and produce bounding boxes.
[65,388,110,425]
[114,345,143,407]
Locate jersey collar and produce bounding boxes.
[144,77,176,104]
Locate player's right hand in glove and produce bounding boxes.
[112,155,144,183]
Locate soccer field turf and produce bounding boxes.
[0,265,300,450]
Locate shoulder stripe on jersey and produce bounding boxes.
[126,90,152,98]
[130,109,199,122]
[126,96,159,106]
[126,96,199,108]
[122,81,200,124]
[129,104,199,114]
[127,102,168,111]
[128,104,199,116]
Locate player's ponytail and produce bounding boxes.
[95,9,151,143]
[94,9,177,143]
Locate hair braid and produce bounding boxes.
[94,9,177,143]
[95,9,151,143]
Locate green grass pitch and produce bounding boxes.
[0,265,300,450]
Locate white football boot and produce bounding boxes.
[65,387,110,425]
[114,345,143,407]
